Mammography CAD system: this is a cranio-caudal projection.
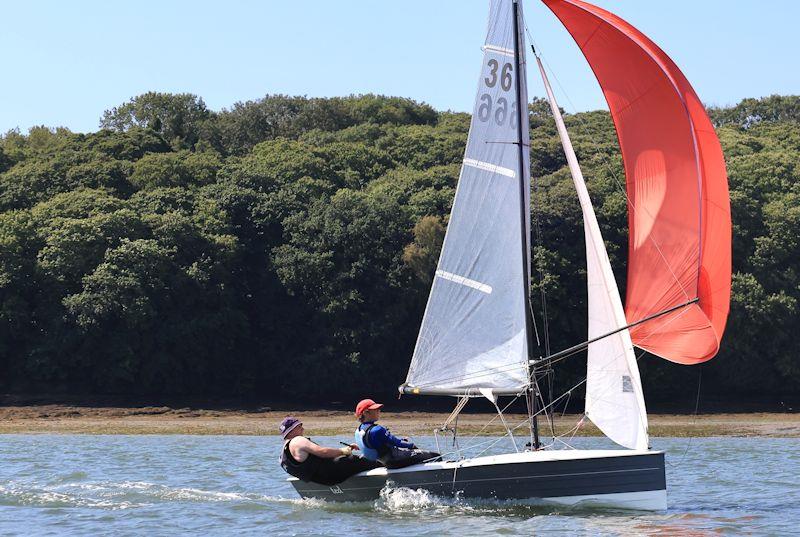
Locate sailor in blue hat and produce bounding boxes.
[279,416,380,485]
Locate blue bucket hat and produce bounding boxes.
[279,416,302,438]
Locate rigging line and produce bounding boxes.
[531,376,588,423]
[464,394,522,441]
[525,383,534,447]
[667,366,703,469]
[547,354,556,432]
[436,415,529,462]
[494,398,520,453]
[552,415,585,443]
[472,412,546,459]
[439,396,470,434]
[437,395,524,458]
[522,18,551,359]
[534,50,692,302]
[528,341,648,448]
[560,387,573,418]
[533,368,556,438]
[532,172,551,355]
[485,140,532,146]
[452,412,534,461]
[472,396,526,444]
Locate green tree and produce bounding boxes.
[100,92,211,149]
[709,94,800,127]
[402,215,445,284]
[86,127,171,160]
[129,150,221,190]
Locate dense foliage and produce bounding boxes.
[1,93,798,405]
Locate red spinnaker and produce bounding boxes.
[543,0,731,364]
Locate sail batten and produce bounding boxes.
[463,158,517,178]
[403,0,531,394]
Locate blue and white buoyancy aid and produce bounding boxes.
[354,422,380,460]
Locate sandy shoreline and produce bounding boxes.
[0,405,798,437]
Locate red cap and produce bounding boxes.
[355,398,383,417]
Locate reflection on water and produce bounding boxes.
[0,435,796,535]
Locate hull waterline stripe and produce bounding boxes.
[435,270,493,294]
[463,158,516,178]
[483,44,515,57]
[294,465,662,493]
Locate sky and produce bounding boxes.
[2,0,797,134]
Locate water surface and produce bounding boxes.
[0,435,796,535]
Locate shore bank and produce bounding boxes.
[0,405,798,437]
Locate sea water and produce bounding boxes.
[0,434,797,535]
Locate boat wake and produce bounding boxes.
[377,486,448,512]
[0,478,297,510]
[374,485,567,517]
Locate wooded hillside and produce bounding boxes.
[1,93,797,404]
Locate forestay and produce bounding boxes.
[403,0,531,395]
[537,56,648,450]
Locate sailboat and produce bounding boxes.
[289,0,730,510]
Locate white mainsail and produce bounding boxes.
[404,0,531,395]
[536,56,649,450]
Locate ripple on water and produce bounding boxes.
[0,479,284,511]
[0,482,135,510]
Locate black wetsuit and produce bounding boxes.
[379,446,442,470]
[280,438,381,486]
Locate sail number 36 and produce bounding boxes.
[478,59,517,128]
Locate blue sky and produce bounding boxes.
[2,1,797,134]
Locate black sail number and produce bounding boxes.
[495,97,508,125]
[478,94,492,122]
[501,62,513,91]
[484,60,513,91]
[478,93,518,127]
[484,59,499,88]
[478,58,516,126]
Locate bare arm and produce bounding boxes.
[290,437,348,461]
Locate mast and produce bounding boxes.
[512,0,541,450]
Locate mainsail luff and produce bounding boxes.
[402,0,531,396]
[536,55,648,450]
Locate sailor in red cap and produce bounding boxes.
[353,399,440,469]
